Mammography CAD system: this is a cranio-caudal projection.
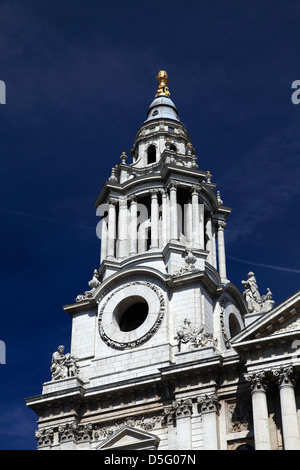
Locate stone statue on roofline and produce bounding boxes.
[76,268,101,302]
[50,345,79,381]
[241,272,274,314]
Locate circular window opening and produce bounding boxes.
[113,296,149,332]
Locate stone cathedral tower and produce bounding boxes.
[26,72,300,451]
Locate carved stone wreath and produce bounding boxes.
[98,281,165,350]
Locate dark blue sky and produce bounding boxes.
[0,0,300,449]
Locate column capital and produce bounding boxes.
[108,197,118,206]
[163,398,193,425]
[168,180,179,190]
[216,219,226,230]
[119,197,128,209]
[273,366,295,388]
[174,398,193,417]
[128,194,138,204]
[245,371,268,393]
[197,393,220,414]
[191,184,200,195]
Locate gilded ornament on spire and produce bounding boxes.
[155,70,170,97]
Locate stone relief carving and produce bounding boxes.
[50,345,79,381]
[227,402,252,433]
[241,271,274,313]
[270,316,300,336]
[176,318,217,351]
[36,414,163,447]
[172,250,200,277]
[94,415,162,439]
[76,269,101,302]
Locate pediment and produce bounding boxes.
[96,425,160,450]
[231,290,300,349]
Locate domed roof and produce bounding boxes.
[146,95,180,122]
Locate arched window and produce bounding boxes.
[235,444,255,450]
[170,144,177,152]
[229,313,241,338]
[147,145,156,164]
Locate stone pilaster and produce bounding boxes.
[163,398,193,450]
[197,393,220,450]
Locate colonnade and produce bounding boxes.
[165,368,300,450]
[246,367,300,450]
[99,183,228,282]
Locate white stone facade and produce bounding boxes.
[26,72,300,451]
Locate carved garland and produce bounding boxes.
[220,296,231,349]
[98,281,165,350]
[94,414,163,439]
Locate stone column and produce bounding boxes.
[191,186,200,248]
[186,198,193,245]
[129,196,138,255]
[150,190,159,249]
[199,199,204,249]
[205,214,213,265]
[216,220,227,282]
[273,366,300,450]
[169,182,178,241]
[211,222,217,269]
[246,372,271,450]
[161,189,168,247]
[100,214,108,263]
[118,198,129,258]
[107,199,117,259]
[198,394,220,450]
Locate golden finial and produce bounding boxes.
[155,70,170,97]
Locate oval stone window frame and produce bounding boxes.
[98,281,165,350]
